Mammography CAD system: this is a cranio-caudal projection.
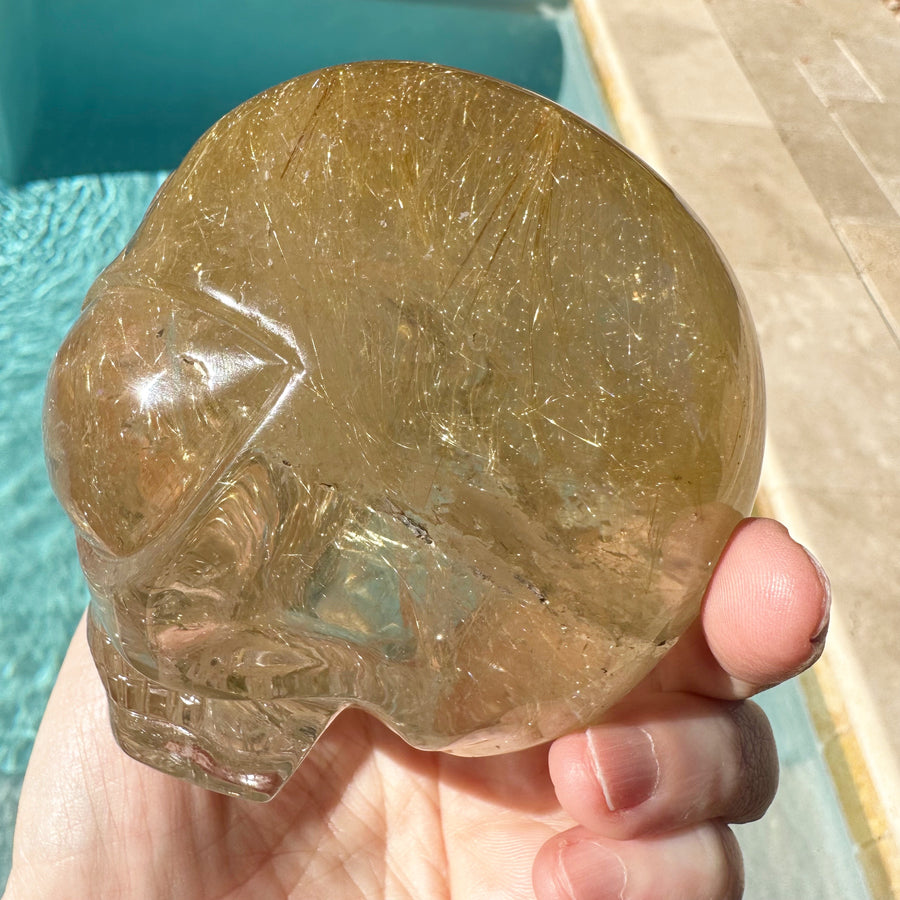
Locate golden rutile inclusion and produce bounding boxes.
[43,61,764,800]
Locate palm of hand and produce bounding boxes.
[179,718,564,899]
[42,696,567,899]
[5,519,829,900]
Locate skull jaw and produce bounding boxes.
[85,499,745,801]
[88,612,342,801]
[88,605,672,801]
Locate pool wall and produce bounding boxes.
[0,0,613,185]
[0,0,37,183]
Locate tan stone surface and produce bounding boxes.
[643,117,856,273]
[737,52,837,133]
[710,0,830,58]
[843,33,900,103]
[737,267,900,493]
[583,4,769,125]
[781,124,897,221]
[832,99,900,177]
[834,220,900,329]
[797,44,882,104]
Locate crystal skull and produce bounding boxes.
[43,61,764,800]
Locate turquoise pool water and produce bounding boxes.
[0,1,872,896]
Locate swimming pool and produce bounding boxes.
[0,1,871,895]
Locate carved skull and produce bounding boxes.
[44,61,763,799]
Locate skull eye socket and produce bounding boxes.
[44,285,291,557]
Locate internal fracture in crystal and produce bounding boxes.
[43,61,764,800]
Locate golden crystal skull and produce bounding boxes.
[43,61,764,800]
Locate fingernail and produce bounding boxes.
[587,726,659,812]
[803,547,832,642]
[558,839,627,900]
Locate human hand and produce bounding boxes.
[3,517,828,900]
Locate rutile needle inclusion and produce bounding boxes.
[43,61,764,800]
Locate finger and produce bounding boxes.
[533,822,743,900]
[651,517,830,700]
[549,693,778,841]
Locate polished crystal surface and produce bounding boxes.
[43,61,764,800]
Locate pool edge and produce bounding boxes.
[572,1,900,896]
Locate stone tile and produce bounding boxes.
[858,840,900,900]
[781,123,898,221]
[791,490,900,637]
[647,118,855,273]
[583,0,900,884]
[737,53,836,134]
[593,4,770,126]
[765,484,900,788]
[796,42,882,104]
[832,99,900,177]
[843,33,900,103]
[882,176,900,214]
[736,268,900,494]
[804,0,900,38]
[594,0,721,31]
[833,220,900,332]
[707,0,828,59]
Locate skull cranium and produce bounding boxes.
[43,61,763,800]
